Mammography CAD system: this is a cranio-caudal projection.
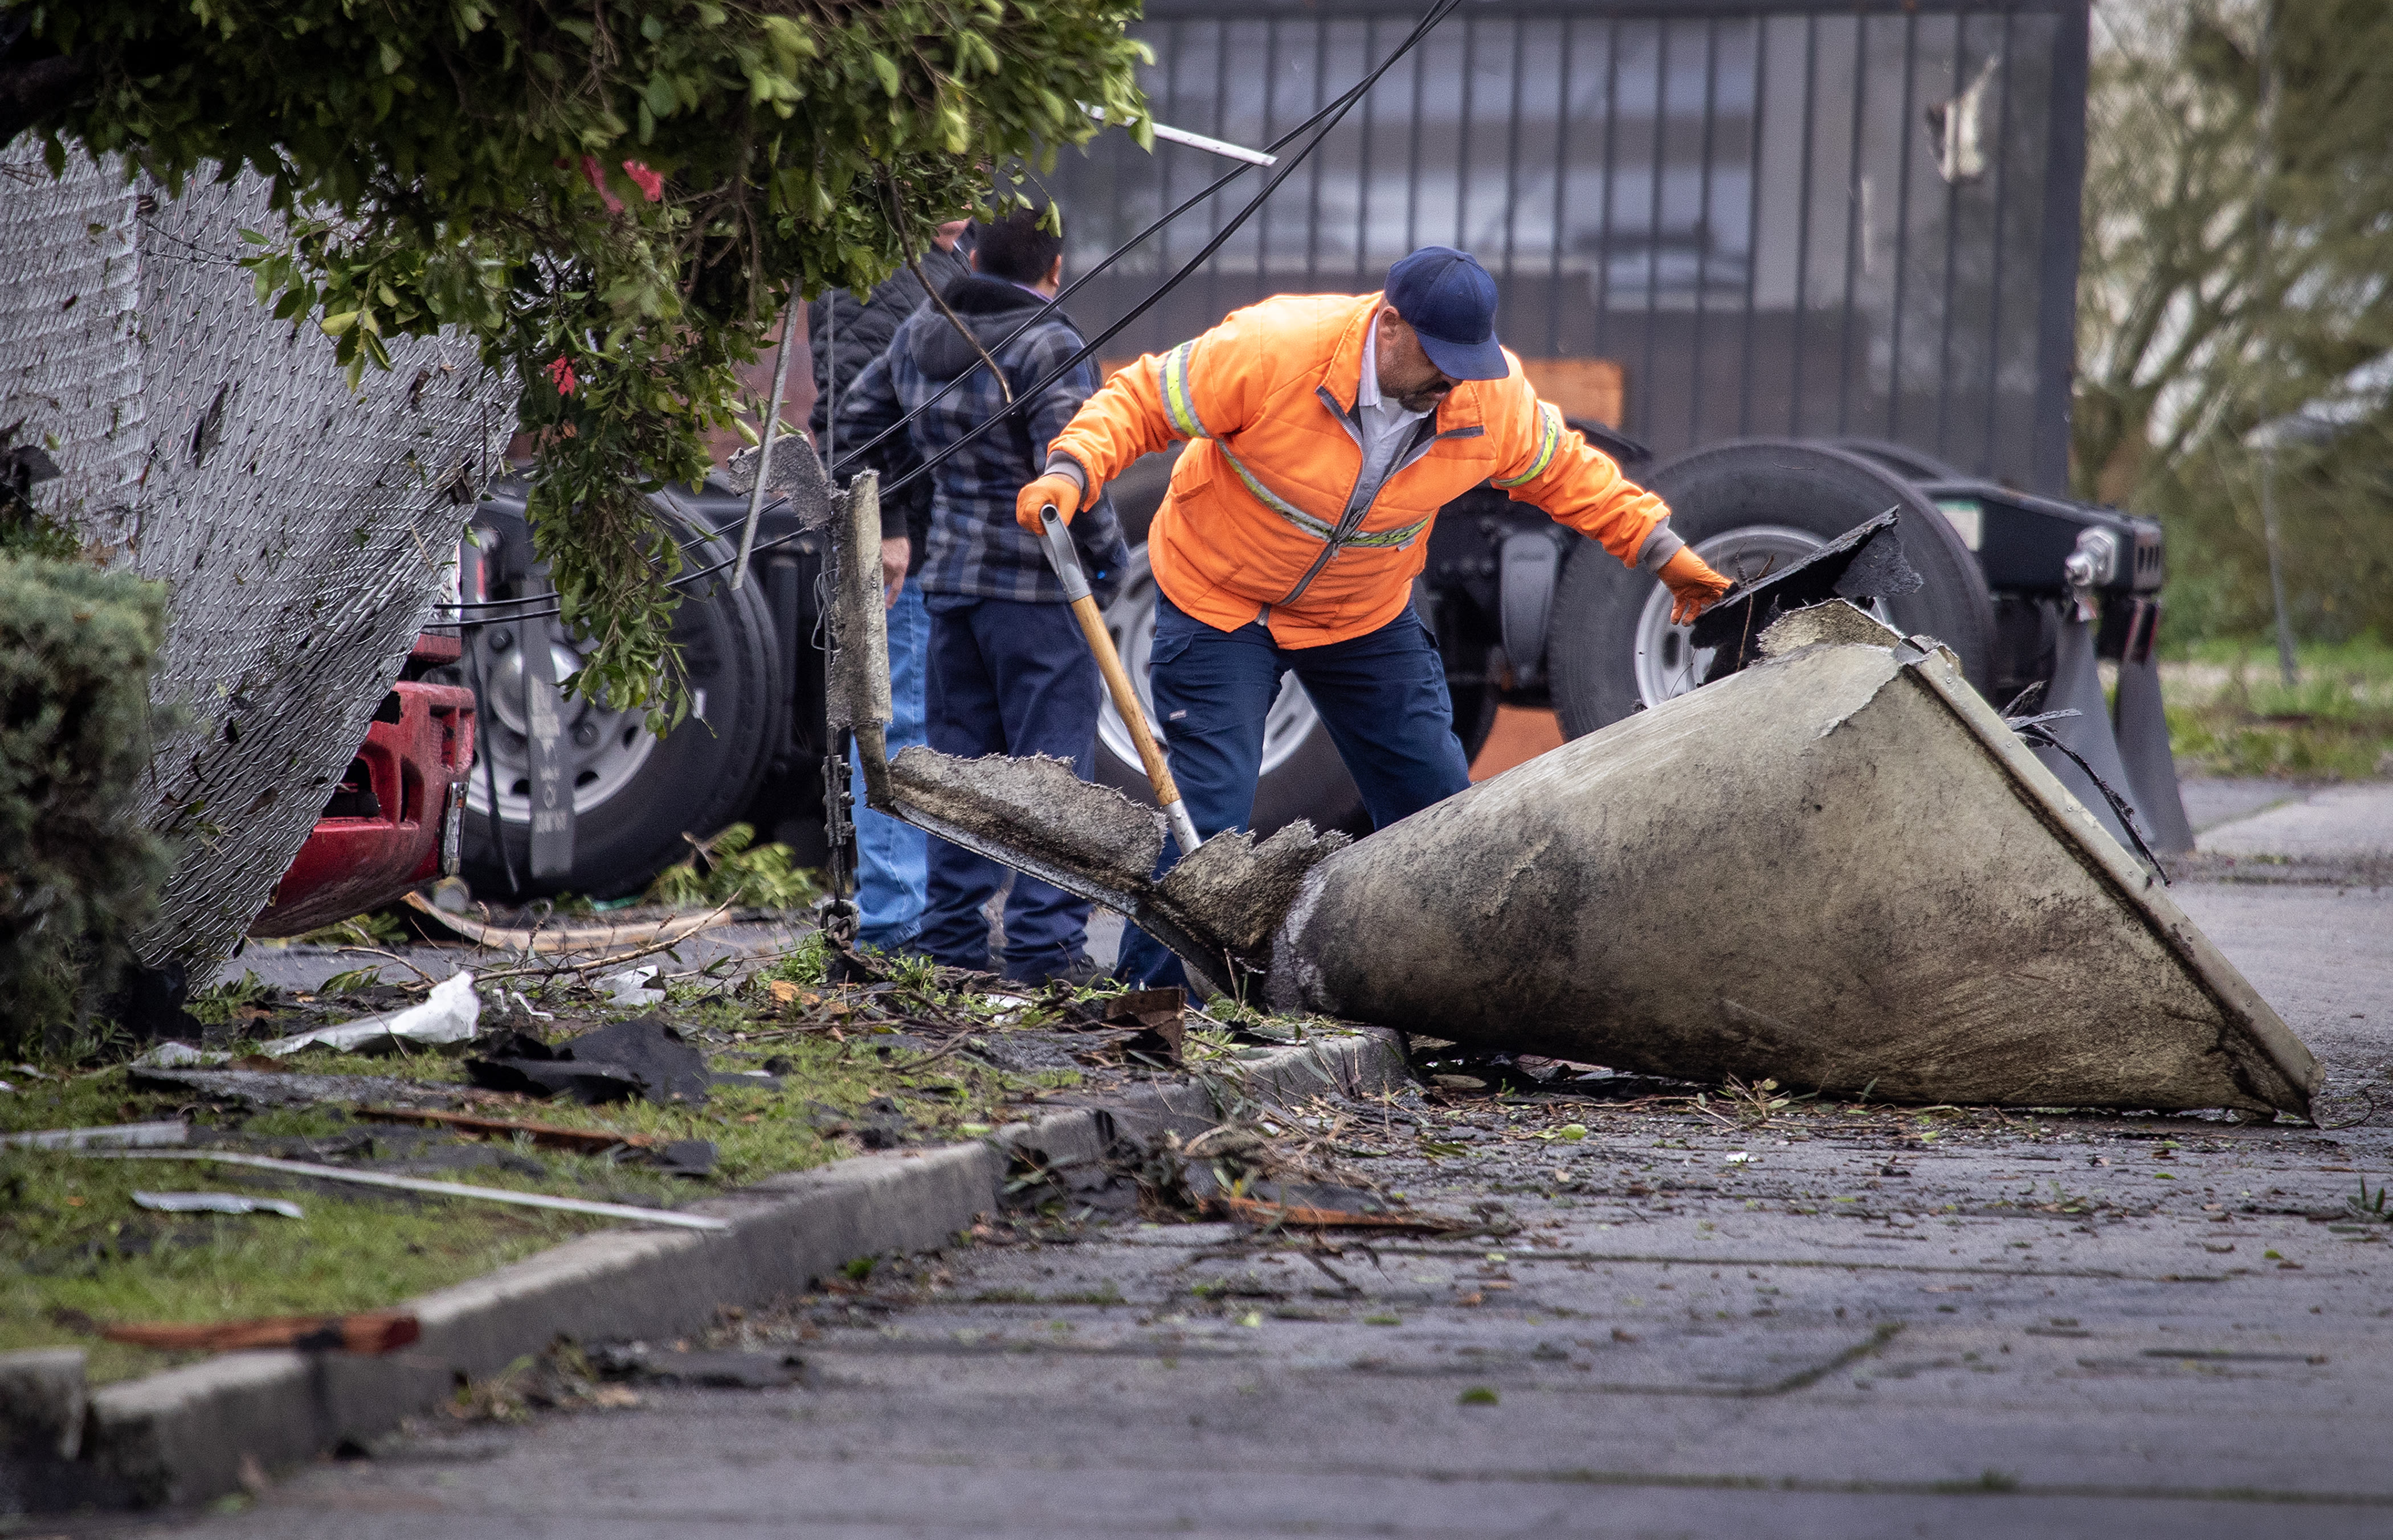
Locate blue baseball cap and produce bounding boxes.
[1384,246,1508,381]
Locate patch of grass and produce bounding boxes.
[2163,637,2393,779]
[0,1147,602,1384]
[0,1019,1064,1381]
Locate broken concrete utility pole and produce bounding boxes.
[823,480,2320,1118]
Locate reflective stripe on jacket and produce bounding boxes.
[1047,291,1672,648]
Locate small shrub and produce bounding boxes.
[0,554,173,1057]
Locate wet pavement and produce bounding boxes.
[126,782,2390,1538]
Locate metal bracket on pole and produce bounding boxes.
[1083,104,1276,166]
[733,296,801,592]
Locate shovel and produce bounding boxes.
[1036,504,1204,857]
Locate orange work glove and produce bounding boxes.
[1659,546,1734,625]
[1015,472,1083,534]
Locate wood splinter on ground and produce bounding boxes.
[400,892,729,954]
[101,1311,421,1354]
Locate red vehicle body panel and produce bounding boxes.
[251,638,476,938]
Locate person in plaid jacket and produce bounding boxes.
[837,198,1129,983]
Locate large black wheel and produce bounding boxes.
[1547,439,1996,739]
[459,504,786,900]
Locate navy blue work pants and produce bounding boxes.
[914,593,1102,982]
[1116,593,1473,988]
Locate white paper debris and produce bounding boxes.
[133,1191,303,1219]
[599,966,665,1007]
[260,971,480,1056]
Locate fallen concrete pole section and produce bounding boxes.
[824,479,2318,1117]
[1269,603,2319,1117]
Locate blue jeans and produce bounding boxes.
[914,594,1102,982]
[1117,593,1472,988]
[849,582,929,951]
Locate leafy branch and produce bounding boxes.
[7,0,1150,717]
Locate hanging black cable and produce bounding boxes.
[826,0,1459,482]
[458,0,1461,627]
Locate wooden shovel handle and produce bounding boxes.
[1069,594,1181,808]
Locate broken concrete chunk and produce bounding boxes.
[1151,820,1350,960]
[716,436,834,526]
[1755,598,1904,656]
[887,746,1163,893]
[1271,635,2320,1117]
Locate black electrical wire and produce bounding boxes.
[823,48,1416,485]
[461,0,1461,627]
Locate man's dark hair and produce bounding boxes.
[971,199,1064,286]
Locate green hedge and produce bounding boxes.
[0,554,171,1059]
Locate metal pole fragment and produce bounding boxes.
[733,295,801,592]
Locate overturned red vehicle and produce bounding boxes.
[248,635,476,938]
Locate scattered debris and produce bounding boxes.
[589,1343,810,1388]
[647,1139,719,1177]
[401,890,727,953]
[98,1312,419,1354]
[259,970,480,1057]
[1057,987,1186,1064]
[1199,1192,1475,1233]
[3,1120,190,1151]
[131,1191,303,1219]
[598,965,665,1008]
[76,1150,732,1231]
[466,1018,712,1106]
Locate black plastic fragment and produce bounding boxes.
[1688,508,1921,683]
[465,1018,711,1106]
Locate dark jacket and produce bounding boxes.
[807,243,969,572]
[836,272,1127,606]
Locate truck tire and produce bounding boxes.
[459,508,786,900]
[1547,439,1996,740]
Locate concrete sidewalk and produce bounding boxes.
[2176,778,2392,886]
[120,782,2393,1539]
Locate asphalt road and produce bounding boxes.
[133,783,2390,1539]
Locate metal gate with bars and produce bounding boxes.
[1043,0,2088,493]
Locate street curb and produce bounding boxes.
[33,1026,1410,1510]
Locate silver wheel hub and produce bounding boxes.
[464,628,658,826]
[1632,525,1893,707]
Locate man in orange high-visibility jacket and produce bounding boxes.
[1015,247,1733,988]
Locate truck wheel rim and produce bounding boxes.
[1097,571,1320,781]
[464,634,659,824]
[1631,525,1890,707]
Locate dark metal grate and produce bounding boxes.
[1042,0,2086,493]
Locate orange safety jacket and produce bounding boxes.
[1047,291,1676,648]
